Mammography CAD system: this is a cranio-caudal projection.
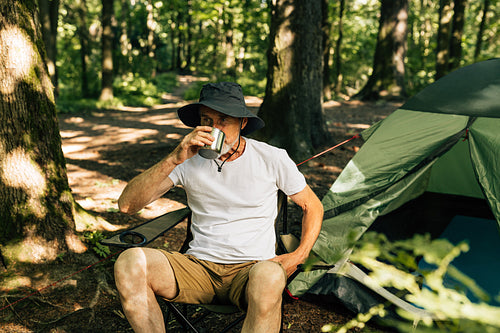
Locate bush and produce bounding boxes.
[323,232,500,332]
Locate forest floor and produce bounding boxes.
[0,76,401,332]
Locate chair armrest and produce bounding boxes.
[100,207,191,248]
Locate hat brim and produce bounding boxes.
[177,102,265,136]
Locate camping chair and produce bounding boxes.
[102,190,297,332]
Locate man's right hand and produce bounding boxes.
[170,126,214,165]
[118,126,215,214]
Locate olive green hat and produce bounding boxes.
[177,82,265,136]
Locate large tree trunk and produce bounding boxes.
[99,0,114,101]
[354,0,408,100]
[257,0,328,161]
[38,0,60,98]
[0,1,85,263]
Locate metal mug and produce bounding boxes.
[199,128,225,159]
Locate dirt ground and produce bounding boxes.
[0,76,401,332]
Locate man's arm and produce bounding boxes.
[118,126,214,214]
[270,185,323,277]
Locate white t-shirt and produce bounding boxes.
[168,138,306,263]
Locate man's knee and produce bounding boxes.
[114,248,147,291]
[247,261,286,298]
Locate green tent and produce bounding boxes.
[289,59,500,318]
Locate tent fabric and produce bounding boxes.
[288,59,500,313]
[402,58,500,118]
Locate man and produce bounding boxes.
[114,82,323,332]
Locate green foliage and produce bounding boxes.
[54,0,500,107]
[82,230,110,258]
[324,232,500,332]
[56,72,178,113]
[182,80,206,101]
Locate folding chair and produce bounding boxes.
[102,191,293,332]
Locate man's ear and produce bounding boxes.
[241,117,248,130]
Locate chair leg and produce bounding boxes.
[165,302,201,333]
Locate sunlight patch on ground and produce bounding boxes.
[137,198,186,220]
[60,130,87,139]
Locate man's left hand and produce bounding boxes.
[269,252,303,278]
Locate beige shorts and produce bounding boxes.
[159,250,258,311]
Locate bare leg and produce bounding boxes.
[242,261,286,333]
[114,248,178,333]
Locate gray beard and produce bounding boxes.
[218,136,239,158]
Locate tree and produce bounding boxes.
[333,0,345,96]
[354,0,409,100]
[448,0,466,71]
[99,0,114,101]
[321,0,332,100]
[38,0,60,98]
[474,0,490,61]
[257,0,328,161]
[0,1,85,262]
[435,0,453,79]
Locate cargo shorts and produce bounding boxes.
[159,250,260,311]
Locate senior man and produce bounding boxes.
[114,82,323,332]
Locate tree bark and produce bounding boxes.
[0,0,84,262]
[257,0,328,161]
[354,0,408,100]
[38,0,60,98]
[99,0,114,101]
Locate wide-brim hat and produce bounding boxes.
[177,82,265,136]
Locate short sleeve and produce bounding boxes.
[276,149,307,196]
[168,163,184,187]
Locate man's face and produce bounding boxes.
[199,106,247,153]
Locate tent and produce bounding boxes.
[288,59,500,319]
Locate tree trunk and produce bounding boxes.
[223,8,236,79]
[321,0,332,101]
[38,0,60,98]
[334,0,345,96]
[99,0,114,101]
[474,0,490,61]
[0,1,84,263]
[257,0,328,161]
[354,0,408,101]
[448,0,466,71]
[118,0,132,74]
[435,0,453,79]
[146,0,157,77]
[185,0,193,71]
[76,0,90,98]
[176,10,184,71]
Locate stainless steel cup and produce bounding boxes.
[199,128,225,159]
